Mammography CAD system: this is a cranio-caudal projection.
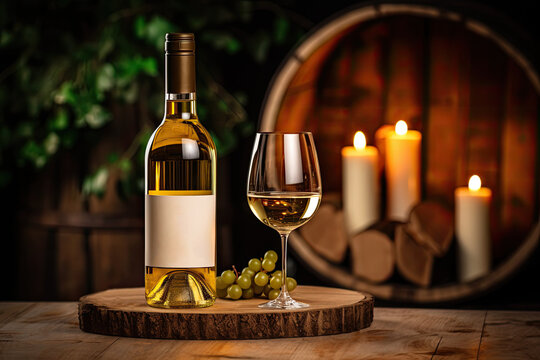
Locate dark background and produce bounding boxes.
[1,0,538,309]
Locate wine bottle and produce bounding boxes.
[144,33,216,308]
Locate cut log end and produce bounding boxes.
[406,201,454,257]
[395,225,433,287]
[350,230,395,283]
[300,204,348,263]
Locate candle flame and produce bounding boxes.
[353,131,366,150]
[395,120,408,135]
[468,175,481,191]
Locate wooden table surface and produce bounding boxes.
[1,302,539,359]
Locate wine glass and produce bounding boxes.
[247,132,322,309]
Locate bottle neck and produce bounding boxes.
[165,93,197,119]
[165,51,196,94]
[164,50,197,120]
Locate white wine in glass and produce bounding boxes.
[247,132,322,309]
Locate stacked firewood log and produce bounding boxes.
[300,201,454,287]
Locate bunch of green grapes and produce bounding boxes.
[216,250,298,300]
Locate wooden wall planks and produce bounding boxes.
[87,104,144,293]
[348,22,387,145]
[425,20,470,206]
[17,164,57,300]
[383,17,425,131]
[500,62,539,254]
[55,154,87,300]
[16,103,145,301]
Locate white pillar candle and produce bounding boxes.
[342,131,379,235]
[455,175,491,282]
[385,120,422,221]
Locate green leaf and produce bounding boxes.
[84,105,111,129]
[16,122,33,138]
[273,17,289,44]
[49,109,69,131]
[43,132,60,155]
[0,31,12,47]
[234,91,248,106]
[211,130,237,156]
[237,121,255,137]
[210,131,222,154]
[118,158,132,173]
[226,38,241,54]
[61,129,77,148]
[107,152,119,164]
[250,32,271,63]
[21,140,47,168]
[139,15,177,50]
[18,67,30,86]
[140,57,158,76]
[134,16,146,38]
[217,99,228,112]
[139,130,152,146]
[98,38,114,60]
[202,32,242,54]
[115,56,158,88]
[137,178,145,192]
[82,167,109,198]
[96,64,115,92]
[122,82,139,103]
[137,130,153,164]
[55,82,76,105]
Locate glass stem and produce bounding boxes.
[279,232,290,299]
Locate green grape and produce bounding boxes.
[216,276,227,290]
[216,287,228,298]
[253,284,264,295]
[286,277,297,291]
[264,250,279,263]
[261,258,275,272]
[242,287,254,299]
[254,272,269,287]
[242,267,255,278]
[263,284,271,296]
[237,274,251,290]
[269,276,282,290]
[248,258,262,272]
[221,270,236,285]
[272,270,282,279]
[227,284,242,300]
[268,289,280,300]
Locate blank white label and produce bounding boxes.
[145,194,215,268]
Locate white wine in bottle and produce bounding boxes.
[144,33,216,308]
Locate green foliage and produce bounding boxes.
[0,0,304,198]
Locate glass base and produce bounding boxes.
[258,294,309,310]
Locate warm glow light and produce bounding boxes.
[353,131,367,150]
[468,175,482,191]
[395,120,408,135]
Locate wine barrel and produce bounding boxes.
[260,3,540,303]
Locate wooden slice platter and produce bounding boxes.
[78,285,373,340]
